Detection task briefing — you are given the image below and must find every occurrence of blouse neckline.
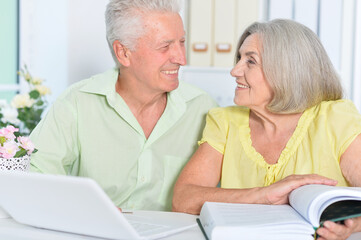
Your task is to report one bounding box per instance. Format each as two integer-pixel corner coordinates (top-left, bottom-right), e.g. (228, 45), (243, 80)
(240, 107), (315, 169)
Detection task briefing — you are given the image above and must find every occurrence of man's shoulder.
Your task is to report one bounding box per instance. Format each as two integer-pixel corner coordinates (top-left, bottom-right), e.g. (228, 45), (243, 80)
(57, 68), (117, 101)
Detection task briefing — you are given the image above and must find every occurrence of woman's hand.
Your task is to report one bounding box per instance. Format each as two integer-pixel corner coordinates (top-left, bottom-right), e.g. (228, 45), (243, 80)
(317, 217), (361, 240)
(262, 174), (337, 205)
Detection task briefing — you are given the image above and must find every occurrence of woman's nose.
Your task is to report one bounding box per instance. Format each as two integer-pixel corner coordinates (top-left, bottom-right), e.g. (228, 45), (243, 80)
(230, 60), (244, 77)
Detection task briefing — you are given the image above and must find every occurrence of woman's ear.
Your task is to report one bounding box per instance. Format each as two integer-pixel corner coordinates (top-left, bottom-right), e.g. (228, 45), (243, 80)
(113, 40), (131, 67)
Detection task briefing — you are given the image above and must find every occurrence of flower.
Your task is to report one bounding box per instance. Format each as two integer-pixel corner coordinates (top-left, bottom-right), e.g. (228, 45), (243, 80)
(0, 100), (7, 108)
(0, 125), (18, 140)
(31, 77), (43, 85)
(0, 65), (50, 136)
(17, 136), (35, 155)
(0, 107), (20, 125)
(11, 94), (36, 109)
(35, 85), (51, 96)
(0, 126), (37, 158)
(0, 142), (19, 158)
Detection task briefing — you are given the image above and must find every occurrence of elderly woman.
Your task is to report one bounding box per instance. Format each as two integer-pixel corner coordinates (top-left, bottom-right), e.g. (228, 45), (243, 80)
(173, 19), (361, 239)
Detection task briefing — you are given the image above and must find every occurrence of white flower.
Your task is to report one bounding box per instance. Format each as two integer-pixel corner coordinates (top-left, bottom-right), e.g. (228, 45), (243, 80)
(11, 94), (35, 109)
(35, 85), (51, 96)
(31, 77), (43, 85)
(0, 99), (8, 108)
(1, 107), (20, 125)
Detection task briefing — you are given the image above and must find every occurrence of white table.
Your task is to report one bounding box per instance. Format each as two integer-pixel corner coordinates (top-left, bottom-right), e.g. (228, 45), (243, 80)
(0, 211), (360, 240)
(0, 211), (204, 240)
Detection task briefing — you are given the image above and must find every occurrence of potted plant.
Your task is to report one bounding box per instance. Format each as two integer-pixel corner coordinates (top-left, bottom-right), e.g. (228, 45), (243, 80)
(0, 125), (37, 171)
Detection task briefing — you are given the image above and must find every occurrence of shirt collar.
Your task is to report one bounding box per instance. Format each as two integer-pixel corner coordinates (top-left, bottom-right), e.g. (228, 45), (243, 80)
(79, 68), (204, 104)
(79, 68), (119, 96)
(78, 68), (206, 142)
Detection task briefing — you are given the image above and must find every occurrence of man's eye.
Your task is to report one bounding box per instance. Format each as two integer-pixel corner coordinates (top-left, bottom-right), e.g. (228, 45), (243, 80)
(247, 59), (255, 64)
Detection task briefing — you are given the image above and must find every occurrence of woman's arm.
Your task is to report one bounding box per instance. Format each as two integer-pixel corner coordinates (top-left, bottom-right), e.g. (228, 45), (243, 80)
(172, 143), (337, 214)
(317, 134), (361, 240)
(340, 134), (361, 187)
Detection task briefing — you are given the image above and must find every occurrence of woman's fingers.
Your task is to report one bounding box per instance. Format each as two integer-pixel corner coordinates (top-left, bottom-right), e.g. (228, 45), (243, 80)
(263, 174), (337, 205)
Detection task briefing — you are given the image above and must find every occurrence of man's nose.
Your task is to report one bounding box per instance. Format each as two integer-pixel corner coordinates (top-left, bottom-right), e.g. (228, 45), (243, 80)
(171, 44), (186, 66)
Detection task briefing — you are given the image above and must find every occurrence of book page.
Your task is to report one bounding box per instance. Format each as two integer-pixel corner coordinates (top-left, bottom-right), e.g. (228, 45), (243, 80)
(289, 184), (361, 227)
(199, 202), (314, 239)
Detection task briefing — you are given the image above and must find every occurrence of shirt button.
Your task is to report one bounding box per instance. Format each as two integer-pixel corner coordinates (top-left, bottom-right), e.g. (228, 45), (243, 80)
(140, 176), (145, 182)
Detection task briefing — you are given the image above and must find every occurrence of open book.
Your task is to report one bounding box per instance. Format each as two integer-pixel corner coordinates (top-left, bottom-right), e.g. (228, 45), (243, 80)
(197, 184), (361, 240)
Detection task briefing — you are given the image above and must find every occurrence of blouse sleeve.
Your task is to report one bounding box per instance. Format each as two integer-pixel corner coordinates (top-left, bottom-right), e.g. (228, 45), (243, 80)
(325, 100), (361, 161)
(198, 107), (228, 154)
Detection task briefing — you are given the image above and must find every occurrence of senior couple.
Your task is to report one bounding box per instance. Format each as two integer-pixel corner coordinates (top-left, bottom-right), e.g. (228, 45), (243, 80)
(29, 0), (361, 239)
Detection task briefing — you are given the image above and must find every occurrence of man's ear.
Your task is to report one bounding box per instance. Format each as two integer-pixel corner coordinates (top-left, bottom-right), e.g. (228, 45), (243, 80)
(113, 40), (131, 67)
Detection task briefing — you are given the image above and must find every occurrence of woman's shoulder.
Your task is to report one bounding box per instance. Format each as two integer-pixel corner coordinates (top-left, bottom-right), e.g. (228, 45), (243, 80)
(206, 106), (250, 128)
(311, 99), (361, 123)
(315, 99), (359, 114)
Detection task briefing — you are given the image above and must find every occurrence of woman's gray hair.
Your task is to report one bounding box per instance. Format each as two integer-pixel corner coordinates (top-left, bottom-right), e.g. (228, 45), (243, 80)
(105, 0), (181, 67)
(236, 19), (343, 113)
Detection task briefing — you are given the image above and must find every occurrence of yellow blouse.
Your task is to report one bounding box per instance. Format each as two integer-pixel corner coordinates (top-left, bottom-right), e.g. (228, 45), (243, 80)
(199, 100), (361, 188)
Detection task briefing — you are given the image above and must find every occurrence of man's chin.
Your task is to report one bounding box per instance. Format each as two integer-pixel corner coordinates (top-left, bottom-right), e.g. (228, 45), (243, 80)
(165, 79), (179, 92)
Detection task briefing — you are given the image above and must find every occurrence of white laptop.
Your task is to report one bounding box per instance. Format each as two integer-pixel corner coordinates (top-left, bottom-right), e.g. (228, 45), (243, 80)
(0, 171), (196, 240)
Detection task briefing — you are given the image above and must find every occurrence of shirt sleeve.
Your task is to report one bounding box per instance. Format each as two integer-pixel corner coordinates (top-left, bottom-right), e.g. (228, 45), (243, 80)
(198, 107), (228, 154)
(325, 100), (361, 161)
(29, 94), (79, 175)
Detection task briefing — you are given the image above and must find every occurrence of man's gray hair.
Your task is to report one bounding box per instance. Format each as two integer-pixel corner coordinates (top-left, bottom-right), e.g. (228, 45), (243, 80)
(105, 0), (181, 67)
(236, 19), (343, 113)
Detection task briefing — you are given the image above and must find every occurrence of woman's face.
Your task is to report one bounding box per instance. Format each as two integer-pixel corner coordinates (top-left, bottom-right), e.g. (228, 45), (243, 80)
(231, 34), (273, 110)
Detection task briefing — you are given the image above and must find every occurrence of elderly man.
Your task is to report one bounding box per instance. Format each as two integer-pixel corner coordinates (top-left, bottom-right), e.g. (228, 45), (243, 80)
(29, 0), (217, 211)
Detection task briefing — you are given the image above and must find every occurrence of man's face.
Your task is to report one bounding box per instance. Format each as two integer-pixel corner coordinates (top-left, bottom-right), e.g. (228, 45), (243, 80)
(127, 12), (186, 95)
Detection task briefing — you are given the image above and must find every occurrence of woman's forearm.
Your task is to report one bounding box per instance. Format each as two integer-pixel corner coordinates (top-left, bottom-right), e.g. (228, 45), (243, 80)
(172, 174), (338, 215)
(172, 183), (264, 214)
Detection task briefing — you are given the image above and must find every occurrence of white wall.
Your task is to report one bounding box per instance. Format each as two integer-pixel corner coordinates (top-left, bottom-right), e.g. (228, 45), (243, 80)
(353, 0), (361, 110)
(20, 0), (69, 104)
(20, 0), (114, 104)
(67, 0), (114, 85)
(180, 66), (235, 106)
(267, 0), (361, 111)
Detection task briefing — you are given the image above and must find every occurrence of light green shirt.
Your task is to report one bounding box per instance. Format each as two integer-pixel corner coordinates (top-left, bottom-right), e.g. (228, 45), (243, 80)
(30, 68), (217, 211)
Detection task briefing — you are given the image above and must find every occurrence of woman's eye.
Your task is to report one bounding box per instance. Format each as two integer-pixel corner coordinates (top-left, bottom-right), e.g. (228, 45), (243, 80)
(247, 59), (255, 64)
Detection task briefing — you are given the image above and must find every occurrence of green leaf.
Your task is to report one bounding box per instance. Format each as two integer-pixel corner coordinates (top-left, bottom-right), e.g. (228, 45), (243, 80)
(29, 90), (40, 99)
(0, 136), (6, 145)
(36, 100), (44, 106)
(14, 148), (28, 158)
(14, 131), (21, 138)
